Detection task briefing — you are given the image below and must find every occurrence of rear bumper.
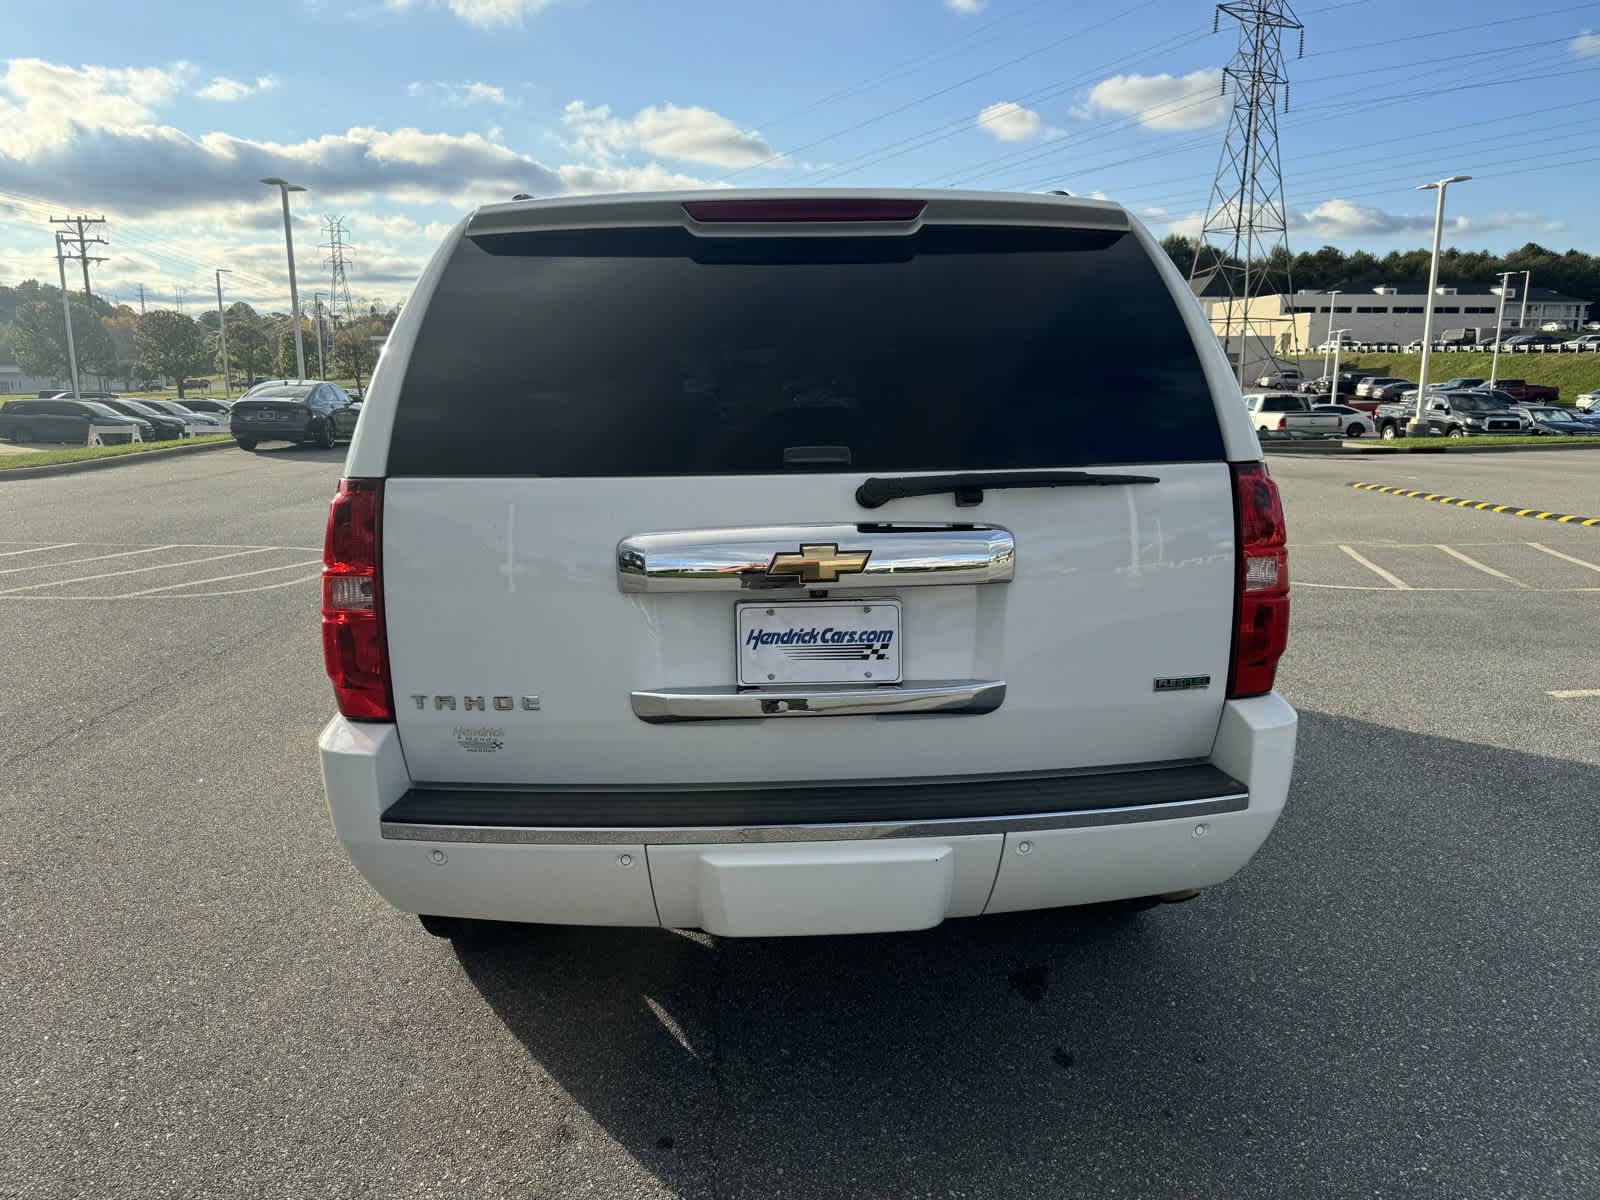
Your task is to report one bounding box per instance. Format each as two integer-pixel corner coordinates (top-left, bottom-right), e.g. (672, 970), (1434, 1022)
(232, 420), (311, 439)
(320, 694), (1297, 936)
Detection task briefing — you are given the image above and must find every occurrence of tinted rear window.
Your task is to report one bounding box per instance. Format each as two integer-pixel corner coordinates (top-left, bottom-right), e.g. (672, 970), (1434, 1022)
(389, 224), (1222, 476)
(248, 387), (314, 401)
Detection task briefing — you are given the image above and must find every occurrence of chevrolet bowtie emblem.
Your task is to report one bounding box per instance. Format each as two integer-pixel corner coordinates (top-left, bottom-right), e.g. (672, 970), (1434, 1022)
(766, 543), (871, 584)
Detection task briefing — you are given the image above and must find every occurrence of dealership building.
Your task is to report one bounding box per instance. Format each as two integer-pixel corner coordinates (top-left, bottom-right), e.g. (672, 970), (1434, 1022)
(1200, 281), (1593, 352)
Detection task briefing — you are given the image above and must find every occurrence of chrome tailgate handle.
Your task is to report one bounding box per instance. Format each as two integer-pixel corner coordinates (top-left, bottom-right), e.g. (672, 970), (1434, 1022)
(618, 524), (1014, 593)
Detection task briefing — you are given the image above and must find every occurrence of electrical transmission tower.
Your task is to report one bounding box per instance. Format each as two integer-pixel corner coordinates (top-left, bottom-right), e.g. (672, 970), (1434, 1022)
(50, 214), (108, 298)
(322, 217), (357, 324)
(322, 216), (366, 387)
(1188, 1), (1304, 385)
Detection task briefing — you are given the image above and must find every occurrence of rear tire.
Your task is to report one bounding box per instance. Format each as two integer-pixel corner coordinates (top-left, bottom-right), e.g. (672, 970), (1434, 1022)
(235, 438), (256, 450)
(317, 419), (336, 450)
(1346, 423), (1366, 437)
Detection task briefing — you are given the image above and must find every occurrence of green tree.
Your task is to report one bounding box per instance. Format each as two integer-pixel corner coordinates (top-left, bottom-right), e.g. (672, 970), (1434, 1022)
(1159, 234), (1196, 277)
(135, 310), (211, 398)
(11, 298), (116, 380)
(222, 303), (270, 386)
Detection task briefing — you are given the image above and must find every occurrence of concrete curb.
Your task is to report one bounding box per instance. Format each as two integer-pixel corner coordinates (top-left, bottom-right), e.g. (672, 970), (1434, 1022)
(0, 438), (235, 481)
(1348, 481), (1600, 527)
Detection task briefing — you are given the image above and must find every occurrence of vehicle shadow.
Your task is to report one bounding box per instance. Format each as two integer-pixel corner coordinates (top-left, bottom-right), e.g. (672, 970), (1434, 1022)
(452, 710), (1600, 1199)
(243, 443), (347, 465)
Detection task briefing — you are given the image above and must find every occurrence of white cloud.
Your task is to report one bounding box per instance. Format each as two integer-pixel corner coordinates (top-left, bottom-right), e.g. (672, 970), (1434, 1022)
(976, 101), (1046, 142)
(197, 74), (279, 102)
(563, 100), (781, 168)
(1155, 199), (1558, 241)
(385, 0), (563, 27)
(1084, 68), (1226, 131)
(0, 58), (188, 155)
(1571, 30), (1600, 57)
(946, 0), (986, 11)
(407, 79), (512, 107)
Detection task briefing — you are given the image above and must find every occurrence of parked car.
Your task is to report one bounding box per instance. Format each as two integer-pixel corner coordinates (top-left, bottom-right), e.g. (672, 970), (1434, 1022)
(1500, 333), (1562, 348)
(1241, 392), (1342, 436)
(229, 381), (359, 449)
(317, 189), (1299, 944)
(93, 398), (189, 441)
(1313, 335), (1359, 352)
(1490, 378), (1560, 404)
(1354, 376), (1409, 400)
(1298, 375), (1355, 396)
(1575, 390), (1600, 412)
(1311, 403), (1370, 437)
(1254, 367), (1302, 388)
(0, 397), (156, 444)
(240, 378), (320, 398)
(1513, 405), (1600, 435)
(134, 398), (224, 433)
(175, 397), (234, 419)
(1376, 391), (1526, 439)
(1426, 377), (1485, 393)
(1562, 334), (1600, 350)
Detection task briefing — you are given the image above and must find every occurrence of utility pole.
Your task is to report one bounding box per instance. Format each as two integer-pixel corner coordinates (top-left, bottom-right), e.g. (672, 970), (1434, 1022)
(1189, 0), (1306, 386)
(215, 268), (234, 399)
(1518, 269), (1532, 332)
(1321, 288), (1340, 380)
(50, 215), (108, 297)
(172, 283), (186, 315)
(1489, 270), (1515, 388)
(54, 234), (83, 400)
(137, 283), (146, 315)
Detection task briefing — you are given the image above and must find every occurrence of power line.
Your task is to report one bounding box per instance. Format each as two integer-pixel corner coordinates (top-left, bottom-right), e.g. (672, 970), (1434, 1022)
(718, 0), (1167, 180)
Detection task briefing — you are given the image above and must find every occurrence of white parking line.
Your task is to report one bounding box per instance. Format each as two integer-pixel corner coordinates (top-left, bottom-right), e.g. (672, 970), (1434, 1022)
(1548, 689), (1600, 699)
(120, 558), (322, 596)
(0, 573), (321, 601)
(0, 547), (278, 594)
(1337, 545), (1412, 589)
(1529, 543), (1600, 574)
(0, 544), (176, 576)
(0, 543), (79, 558)
(1434, 544), (1530, 589)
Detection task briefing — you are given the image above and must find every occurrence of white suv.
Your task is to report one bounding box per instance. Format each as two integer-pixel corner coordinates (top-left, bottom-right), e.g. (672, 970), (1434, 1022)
(318, 190), (1298, 942)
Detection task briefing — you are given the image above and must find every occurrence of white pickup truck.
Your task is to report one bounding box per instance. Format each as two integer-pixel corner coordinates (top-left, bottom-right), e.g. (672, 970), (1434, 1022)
(1241, 392), (1342, 436)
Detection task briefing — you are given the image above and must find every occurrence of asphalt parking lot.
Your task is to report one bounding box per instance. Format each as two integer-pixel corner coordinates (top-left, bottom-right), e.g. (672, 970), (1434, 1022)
(4, 446), (1597, 1199)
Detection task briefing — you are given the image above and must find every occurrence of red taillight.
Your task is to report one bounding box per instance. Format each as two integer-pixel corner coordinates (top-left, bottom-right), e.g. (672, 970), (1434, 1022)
(1228, 462), (1290, 698)
(682, 199), (926, 223)
(1276, 416), (1288, 430)
(322, 477), (393, 721)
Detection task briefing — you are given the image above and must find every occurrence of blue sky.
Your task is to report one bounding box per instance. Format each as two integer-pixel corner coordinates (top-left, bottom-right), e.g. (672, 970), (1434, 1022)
(3, 0), (1598, 311)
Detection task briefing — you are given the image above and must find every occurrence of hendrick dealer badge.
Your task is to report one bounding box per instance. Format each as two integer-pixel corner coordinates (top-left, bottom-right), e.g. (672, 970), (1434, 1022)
(736, 599), (902, 687)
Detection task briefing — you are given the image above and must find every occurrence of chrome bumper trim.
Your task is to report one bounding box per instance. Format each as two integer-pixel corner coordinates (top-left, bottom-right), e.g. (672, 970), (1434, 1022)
(630, 678), (1006, 722)
(381, 792), (1248, 845)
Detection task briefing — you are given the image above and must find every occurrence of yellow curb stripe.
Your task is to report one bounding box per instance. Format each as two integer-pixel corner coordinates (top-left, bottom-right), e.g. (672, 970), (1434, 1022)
(1345, 482), (1600, 529)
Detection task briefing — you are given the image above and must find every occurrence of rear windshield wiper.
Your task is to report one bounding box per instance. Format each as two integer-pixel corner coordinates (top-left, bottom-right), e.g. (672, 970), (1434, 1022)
(855, 470), (1160, 509)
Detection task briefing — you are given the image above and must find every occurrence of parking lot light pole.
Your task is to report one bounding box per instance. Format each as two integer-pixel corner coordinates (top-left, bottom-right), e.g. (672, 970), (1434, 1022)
(260, 177), (308, 380)
(1329, 329), (1350, 402)
(215, 268), (233, 399)
(1321, 289), (1340, 381)
(1407, 175), (1471, 438)
(1488, 270), (1515, 389)
(1518, 269), (1532, 332)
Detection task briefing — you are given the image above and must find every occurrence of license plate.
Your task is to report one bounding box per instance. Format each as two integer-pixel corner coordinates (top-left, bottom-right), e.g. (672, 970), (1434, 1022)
(737, 600), (902, 687)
